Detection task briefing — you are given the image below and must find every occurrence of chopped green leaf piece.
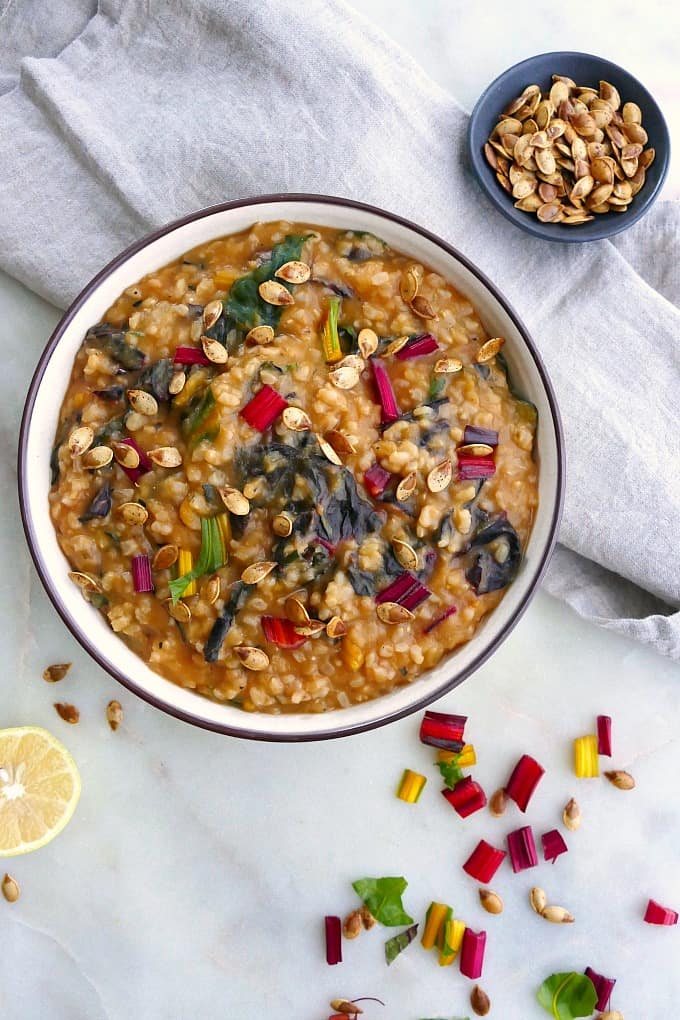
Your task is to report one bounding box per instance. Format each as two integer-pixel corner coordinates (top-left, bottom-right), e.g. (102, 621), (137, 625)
(537, 972), (598, 1020)
(385, 923), (418, 965)
(352, 877), (414, 927)
(437, 755), (465, 789)
(224, 234), (311, 333)
(169, 517), (226, 603)
(427, 375), (447, 401)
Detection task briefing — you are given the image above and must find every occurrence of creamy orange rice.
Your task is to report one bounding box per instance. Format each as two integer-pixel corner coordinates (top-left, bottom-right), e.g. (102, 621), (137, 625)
(49, 222), (538, 713)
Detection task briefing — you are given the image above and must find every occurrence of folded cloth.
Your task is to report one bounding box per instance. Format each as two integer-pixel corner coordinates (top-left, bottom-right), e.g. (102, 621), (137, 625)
(1, 0), (679, 655)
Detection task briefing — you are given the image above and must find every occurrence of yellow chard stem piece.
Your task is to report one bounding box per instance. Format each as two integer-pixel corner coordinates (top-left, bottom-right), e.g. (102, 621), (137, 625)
(438, 917), (466, 966)
(397, 769), (427, 804)
(438, 744), (476, 768)
(176, 549), (197, 597)
(322, 297), (343, 363)
(421, 901), (449, 950)
(574, 734), (600, 777)
(214, 512), (231, 555)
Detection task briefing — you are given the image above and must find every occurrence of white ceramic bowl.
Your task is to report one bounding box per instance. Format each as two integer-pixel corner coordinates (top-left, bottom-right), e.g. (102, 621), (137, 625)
(19, 195), (564, 741)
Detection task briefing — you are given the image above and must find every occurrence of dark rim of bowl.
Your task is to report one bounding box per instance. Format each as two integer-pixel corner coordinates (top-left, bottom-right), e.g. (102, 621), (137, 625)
(468, 50), (671, 243)
(18, 193), (565, 741)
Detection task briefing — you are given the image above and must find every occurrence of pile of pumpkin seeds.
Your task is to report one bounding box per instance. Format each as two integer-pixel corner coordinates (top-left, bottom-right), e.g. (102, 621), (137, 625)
(484, 75), (655, 224)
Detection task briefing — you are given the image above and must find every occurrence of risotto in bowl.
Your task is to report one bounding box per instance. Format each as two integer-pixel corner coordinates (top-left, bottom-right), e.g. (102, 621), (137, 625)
(19, 196), (564, 740)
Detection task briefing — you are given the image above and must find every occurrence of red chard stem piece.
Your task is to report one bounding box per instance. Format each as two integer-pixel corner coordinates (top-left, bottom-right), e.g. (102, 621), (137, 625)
(131, 554), (154, 593)
(541, 828), (568, 864)
(644, 899), (679, 925)
(462, 840), (507, 883)
(507, 825), (538, 872)
(261, 616), (306, 649)
(364, 463), (394, 497)
(240, 385), (289, 431)
(597, 715), (612, 756)
(419, 709), (467, 751)
(423, 604), (457, 634)
(173, 346), (211, 366)
(459, 927), (486, 979)
(395, 333), (440, 360)
(376, 572), (431, 612)
(584, 967), (616, 1012)
(370, 359), (400, 423)
(324, 916), (342, 965)
(457, 454), (496, 480)
(505, 754), (545, 812)
(442, 776), (487, 818)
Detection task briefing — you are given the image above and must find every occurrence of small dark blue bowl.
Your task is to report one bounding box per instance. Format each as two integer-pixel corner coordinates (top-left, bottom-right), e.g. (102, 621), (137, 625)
(468, 51), (670, 243)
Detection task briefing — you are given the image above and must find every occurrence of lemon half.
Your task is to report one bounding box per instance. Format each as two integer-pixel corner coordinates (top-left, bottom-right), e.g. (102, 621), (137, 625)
(0, 727), (81, 856)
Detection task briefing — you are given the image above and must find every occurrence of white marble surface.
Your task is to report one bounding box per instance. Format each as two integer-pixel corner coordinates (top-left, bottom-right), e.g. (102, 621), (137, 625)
(1, 2), (679, 1018)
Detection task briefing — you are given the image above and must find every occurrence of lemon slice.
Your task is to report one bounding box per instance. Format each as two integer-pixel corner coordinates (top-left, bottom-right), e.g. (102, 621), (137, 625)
(0, 727), (81, 856)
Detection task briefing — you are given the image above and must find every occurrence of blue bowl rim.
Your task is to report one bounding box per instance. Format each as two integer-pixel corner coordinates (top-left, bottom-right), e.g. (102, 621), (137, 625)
(468, 50), (671, 243)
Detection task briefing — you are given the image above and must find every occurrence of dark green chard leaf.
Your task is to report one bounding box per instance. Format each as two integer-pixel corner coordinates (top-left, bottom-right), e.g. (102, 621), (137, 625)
(336, 230), (388, 262)
(50, 414), (80, 486)
(385, 923), (419, 965)
(338, 324), (359, 354)
(203, 581), (250, 663)
(352, 877), (413, 927)
(78, 482), (112, 523)
(180, 386), (216, 447)
(137, 357), (175, 402)
(94, 414), (128, 446)
(427, 374), (447, 401)
(465, 516), (521, 595)
(86, 323), (146, 371)
(537, 972), (598, 1020)
(219, 234), (312, 335)
(169, 517), (226, 603)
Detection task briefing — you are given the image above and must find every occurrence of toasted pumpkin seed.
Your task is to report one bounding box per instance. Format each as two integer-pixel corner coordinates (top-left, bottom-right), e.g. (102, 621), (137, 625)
(537, 201), (562, 223)
(168, 369), (186, 396)
(166, 599), (191, 623)
(475, 336), (505, 363)
(489, 786), (508, 816)
(427, 459), (453, 492)
(393, 539), (419, 571)
(282, 405), (312, 431)
(396, 472), (417, 501)
(42, 663), (72, 683)
(152, 544), (179, 571)
(316, 434), (342, 465)
(235, 646), (270, 670)
(218, 485), (250, 516)
(457, 443), (494, 457)
(127, 389), (158, 416)
(202, 299), (223, 331)
(240, 560), (277, 585)
(640, 147), (655, 169)
(541, 905), (575, 924)
(68, 425), (95, 457)
(329, 364), (360, 389)
(106, 699), (123, 731)
(272, 512), (293, 538)
(381, 335), (410, 358)
(600, 79), (621, 109)
(242, 477), (265, 501)
(470, 985), (491, 1017)
(294, 620), (326, 637)
(112, 441), (140, 470)
(324, 429), (356, 455)
(358, 327), (379, 358)
(326, 616), (347, 639)
(604, 769), (636, 790)
(81, 446), (113, 470)
(530, 887), (547, 914)
(54, 702), (79, 724)
(245, 324), (275, 345)
(148, 446), (182, 468)
(479, 889), (503, 915)
(285, 595), (310, 625)
(201, 335), (228, 364)
(377, 602), (415, 625)
(434, 357), (463, 374)
(117, 501), (149, 526)
(562, 797), (581, 831)
(484, 142), (499, 169)
(410, 295), (437, 319)
(203, 575), (221, 605)
(1, 874), (20, 903)
(258, 280), (294, 306)
(68, 571), (102, 593)
(399, 266), (420, 303)
(274, 260), (310, 284)
(570, 175), (594, 201)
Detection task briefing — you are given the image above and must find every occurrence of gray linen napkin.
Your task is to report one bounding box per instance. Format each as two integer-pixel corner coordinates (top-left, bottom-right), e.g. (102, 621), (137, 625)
(2, 0), (679, 656)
